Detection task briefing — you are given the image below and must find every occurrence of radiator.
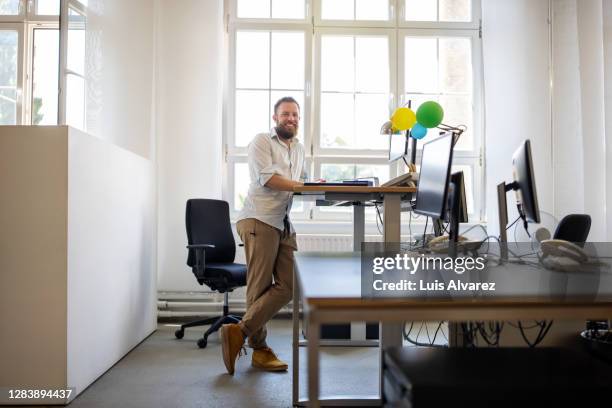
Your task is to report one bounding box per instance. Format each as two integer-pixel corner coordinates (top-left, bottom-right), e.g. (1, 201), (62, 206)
(296, 234), (353, 251)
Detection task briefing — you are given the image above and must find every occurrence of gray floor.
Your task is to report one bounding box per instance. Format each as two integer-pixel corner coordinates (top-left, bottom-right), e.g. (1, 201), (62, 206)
(69, 319), (380, 408)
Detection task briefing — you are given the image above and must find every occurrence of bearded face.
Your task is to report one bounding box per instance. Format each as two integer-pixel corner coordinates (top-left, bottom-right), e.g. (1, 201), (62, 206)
(273, 102), (300, 140)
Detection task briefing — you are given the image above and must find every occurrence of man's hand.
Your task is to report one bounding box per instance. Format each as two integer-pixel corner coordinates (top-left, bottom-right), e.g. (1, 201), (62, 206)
(265, 175), (304, 191)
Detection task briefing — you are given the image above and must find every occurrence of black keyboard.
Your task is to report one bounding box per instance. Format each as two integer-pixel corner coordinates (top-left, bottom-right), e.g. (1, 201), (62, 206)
(304, 180), (372, 187)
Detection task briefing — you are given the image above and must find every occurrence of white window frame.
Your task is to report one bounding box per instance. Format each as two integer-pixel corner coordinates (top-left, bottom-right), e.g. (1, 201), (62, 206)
(398, 27), (484, 219)
(313, 27), (397, 158)
(0, 0), (26, 21)
(313, 0), (396, 28)
(225, 20), (313, 220)
(0, 22), (25, 125)
(24, 21), (58, 124)
(398, 0), (481, 30)
(27, 0), (61, 21)
(227, 0), (312, 25)
(224, 0), (485, 224)
(58, 0), (86, 128)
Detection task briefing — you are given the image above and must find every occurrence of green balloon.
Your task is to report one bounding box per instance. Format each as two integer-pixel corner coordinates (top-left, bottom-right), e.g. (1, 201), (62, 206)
(416, 101), (444, 128)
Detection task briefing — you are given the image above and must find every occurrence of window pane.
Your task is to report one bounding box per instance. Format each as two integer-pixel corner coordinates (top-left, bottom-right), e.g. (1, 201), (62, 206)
(321, 0), (354, 20)
(234, 162), (250, 211)
(406, 0), (472, 22)
(271, 32), (304, 90)
(36, 0), (60, 15)
(0, 30), (18, 125)
(355, 0), (389, 20)
(0, 0), (19, 15)
(32, 29), (59, 125)
(321, 36), (354, 92)
(405, 0), (436, 21)
(321, 164), (389, 183)
(236, 31), (270, 89)
(270, 90), (304, 134)
(405, 37), (438, 94)
(66, 74), (85, 130)
(67, 8), (86, 75)
(355, 36), (388, 93)
(439, 37), (471, 93)
(272, 0), (305, 19)
(439, 0), (471, 22)
(440, 94), (472, 150)
(320, 92), (354, 148)
(237, 0), (270, 18)
(235, 90), (269, 147)
(0, 88), (17, 124)
(355, 93), (388, 150)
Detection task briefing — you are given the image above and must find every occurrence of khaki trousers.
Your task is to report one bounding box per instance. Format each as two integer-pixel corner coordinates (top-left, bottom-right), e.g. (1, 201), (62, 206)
(236, 218), (297, 349)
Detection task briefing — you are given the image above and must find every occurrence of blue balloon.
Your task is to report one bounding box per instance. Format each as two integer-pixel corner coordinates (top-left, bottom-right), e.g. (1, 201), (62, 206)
(411, 123), (428, 139)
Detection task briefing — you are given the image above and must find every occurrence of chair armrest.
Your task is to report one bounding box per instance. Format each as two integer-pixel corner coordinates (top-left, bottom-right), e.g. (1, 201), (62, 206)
(186, 244), (215, 278)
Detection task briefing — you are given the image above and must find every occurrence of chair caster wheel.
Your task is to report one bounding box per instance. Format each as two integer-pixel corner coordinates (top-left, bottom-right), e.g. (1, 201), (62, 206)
(197, 338), (208, 348)
(175, 329), (184, 339)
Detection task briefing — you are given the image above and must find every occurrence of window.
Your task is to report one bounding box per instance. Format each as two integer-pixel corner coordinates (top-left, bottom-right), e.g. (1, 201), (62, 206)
(1, 0), (65, 125)
(64, 6), (86, 130)
(31, 27), (59, 124)
(226, 0), (483, 223)
(0, 0), (21, 16)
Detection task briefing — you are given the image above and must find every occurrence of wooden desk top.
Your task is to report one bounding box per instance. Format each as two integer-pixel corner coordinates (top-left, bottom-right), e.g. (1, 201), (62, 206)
(294, 185), (416, 194)
(294, 252), (612, 312)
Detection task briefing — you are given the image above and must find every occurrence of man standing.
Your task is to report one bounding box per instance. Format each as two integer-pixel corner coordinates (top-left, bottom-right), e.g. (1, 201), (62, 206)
(220, 97), (305, 374)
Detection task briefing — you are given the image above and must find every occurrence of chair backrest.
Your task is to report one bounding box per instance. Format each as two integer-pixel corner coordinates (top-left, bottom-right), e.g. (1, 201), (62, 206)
(186, 199), (236, 267)
(553, 214), (591, 244)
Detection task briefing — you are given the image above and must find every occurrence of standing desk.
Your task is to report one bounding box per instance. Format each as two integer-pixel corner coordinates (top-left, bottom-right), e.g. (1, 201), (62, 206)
(294, 185), (415, 345)
(292, 251), (612, 407)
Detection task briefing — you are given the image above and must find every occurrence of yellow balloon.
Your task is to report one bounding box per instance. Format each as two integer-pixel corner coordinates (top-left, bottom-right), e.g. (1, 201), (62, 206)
(391, 107), (417, 131)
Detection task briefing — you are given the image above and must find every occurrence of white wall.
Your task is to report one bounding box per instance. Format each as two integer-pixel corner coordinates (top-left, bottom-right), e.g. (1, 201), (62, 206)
(482, 0), (553, 237)
(0, 127), (69, 391)
(0, 126), (156, 400)
(156, 0), (224, 292)
(86, 0), (156, 160)
(67, 127), (156, 395)
(605, 0), (612, 240)
(552, 0), (609, 241)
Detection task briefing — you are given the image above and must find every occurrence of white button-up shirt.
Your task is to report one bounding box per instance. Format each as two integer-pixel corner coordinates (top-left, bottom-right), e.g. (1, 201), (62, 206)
(237, 128), (306, 231)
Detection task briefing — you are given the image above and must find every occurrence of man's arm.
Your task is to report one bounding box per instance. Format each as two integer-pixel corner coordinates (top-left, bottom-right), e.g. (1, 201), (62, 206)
(265, 174), (304, 192)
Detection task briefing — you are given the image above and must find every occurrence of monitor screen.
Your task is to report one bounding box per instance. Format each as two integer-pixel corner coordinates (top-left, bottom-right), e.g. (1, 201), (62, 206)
(414, 132), (454, 219)
(388, 132), (407, 162)
(512, 139), (541, 223)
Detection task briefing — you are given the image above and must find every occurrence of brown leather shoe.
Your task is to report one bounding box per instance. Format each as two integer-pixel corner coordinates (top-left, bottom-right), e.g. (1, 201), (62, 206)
(220, 324), (246, 375)
(251, 347), (288, 372)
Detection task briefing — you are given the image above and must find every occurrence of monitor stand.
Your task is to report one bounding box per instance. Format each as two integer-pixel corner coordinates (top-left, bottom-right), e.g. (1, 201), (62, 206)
(497, 181), (519, 261)
(446, 180), (460, 258)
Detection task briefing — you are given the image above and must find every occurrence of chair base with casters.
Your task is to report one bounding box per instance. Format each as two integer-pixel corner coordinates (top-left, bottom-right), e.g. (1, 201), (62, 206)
(174, 292), (242, 348)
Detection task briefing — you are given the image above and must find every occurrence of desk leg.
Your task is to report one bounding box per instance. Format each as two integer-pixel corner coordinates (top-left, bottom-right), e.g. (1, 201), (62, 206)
(353, 203), (365, 251)
(380, 193), (403, 398)
(307, 313), (320, 408)
(292, 266), (300, 406)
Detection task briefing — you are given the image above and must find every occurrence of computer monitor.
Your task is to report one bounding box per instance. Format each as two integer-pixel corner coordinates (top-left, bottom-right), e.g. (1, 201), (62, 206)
(414, 132), (454, 219)
(512, 139), (541, 223)
(498, 139), (541, 259)
(443, 171), (468, 224)
(388, 132), (408, 162)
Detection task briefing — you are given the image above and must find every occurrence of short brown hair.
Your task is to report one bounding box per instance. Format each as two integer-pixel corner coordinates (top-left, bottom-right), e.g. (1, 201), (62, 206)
(274, 96), (300, 115)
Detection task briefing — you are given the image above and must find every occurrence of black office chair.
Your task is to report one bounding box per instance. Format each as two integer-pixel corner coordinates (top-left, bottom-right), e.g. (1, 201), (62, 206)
(553, 214), (591, 245)
(174, 199), (247, 348)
